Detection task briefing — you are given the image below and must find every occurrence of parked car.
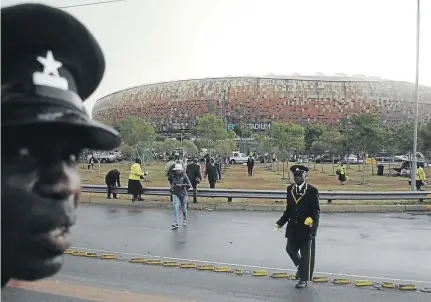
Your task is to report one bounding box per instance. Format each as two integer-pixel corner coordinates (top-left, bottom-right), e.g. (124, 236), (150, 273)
(315, 154), (340, 164)
(229, 151), (248, 164)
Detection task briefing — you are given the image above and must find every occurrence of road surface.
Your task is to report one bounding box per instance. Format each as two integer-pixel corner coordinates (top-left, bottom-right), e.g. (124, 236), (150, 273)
(3, 204), (431, 301)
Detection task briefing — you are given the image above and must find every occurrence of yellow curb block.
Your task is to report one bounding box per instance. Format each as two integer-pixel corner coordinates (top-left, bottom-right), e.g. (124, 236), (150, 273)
(146, 259), (162, 265)
(64, 249), (73, 254)
(398, 284), (416, 291)
(234, 269), (244, 275)
(382, 282), (395, 289)
(101, 254), (117, 259)
(312, 276), (329, 283)
(214, 266), (232, 272)
(288, 276), (298, 280)
(130, 258), (147, 263)
(252, 270), (269, 276)
(355, 280), (372, 287)
(271, 272), (289, 279)
(333, 278), (351, 285)
(85, 252), (98, 258)
(179, 263), (197, 268)
(163, 261), (179, 267)
(72, 251), (87, 257)
(198, 265), (215, 270)
(426, 204), (431, 209)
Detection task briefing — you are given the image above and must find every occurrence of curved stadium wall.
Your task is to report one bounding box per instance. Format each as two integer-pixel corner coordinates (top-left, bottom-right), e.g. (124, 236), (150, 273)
(92, 76), (431, 133)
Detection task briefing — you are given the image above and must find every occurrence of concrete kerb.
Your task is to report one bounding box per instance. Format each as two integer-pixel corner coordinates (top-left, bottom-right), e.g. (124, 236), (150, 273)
(84, 198), (431, 213)
(64, 248), (429, 294)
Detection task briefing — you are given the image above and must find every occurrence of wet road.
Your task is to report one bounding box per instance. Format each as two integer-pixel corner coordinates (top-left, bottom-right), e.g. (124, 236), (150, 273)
(3, 256), (431, 302)
(71, 204), (431, 283)
(3, 204), (431, 301)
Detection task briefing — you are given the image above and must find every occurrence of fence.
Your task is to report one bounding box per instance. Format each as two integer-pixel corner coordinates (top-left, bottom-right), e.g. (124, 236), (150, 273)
(81, 184), (431, 203)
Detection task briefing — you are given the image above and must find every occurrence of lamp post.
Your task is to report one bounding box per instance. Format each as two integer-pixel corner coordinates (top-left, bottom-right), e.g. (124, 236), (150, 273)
(411, 0), (420, 191)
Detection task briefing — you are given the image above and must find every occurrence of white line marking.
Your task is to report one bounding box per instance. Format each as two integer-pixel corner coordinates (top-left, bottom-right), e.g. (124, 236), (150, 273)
(70, 246), (431, 285)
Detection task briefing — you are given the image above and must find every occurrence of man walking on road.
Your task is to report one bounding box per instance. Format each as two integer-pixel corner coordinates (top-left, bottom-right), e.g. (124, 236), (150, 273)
(274, 165), (320, 289)
(105, 168), (121, 199)
(186, 158), (202, 203)
(247, 154), (255, 177)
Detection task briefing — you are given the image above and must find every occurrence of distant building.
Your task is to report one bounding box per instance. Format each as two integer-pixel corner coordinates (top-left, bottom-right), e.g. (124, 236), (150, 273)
(92, 75), (431, 133)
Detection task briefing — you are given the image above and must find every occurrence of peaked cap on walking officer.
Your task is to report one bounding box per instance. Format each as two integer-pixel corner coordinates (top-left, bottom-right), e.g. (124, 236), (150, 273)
(290, 165), (309, 176)
(1, 3), (121, 150)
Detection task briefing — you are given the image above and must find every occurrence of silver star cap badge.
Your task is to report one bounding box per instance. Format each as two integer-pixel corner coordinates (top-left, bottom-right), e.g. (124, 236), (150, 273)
(33, 50), (69, 91)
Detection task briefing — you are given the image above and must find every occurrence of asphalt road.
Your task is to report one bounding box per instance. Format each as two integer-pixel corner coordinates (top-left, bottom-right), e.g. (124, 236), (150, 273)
(71, 204), (431, 283)
(3, 204), (431, 301)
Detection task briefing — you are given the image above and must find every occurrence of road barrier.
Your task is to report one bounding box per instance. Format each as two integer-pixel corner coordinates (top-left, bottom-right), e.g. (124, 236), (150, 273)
(63, 248), (429, 293)
(81, 184), (431, 203)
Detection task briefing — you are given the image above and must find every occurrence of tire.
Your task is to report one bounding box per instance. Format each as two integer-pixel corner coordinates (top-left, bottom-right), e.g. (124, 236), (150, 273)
(101, 159), (107, 163)
(260, 158), (264, 163)
(230, 159), (236, 164)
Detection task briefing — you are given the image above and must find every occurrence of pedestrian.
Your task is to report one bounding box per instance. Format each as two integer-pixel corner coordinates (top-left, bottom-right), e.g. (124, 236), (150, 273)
(274, 165), (320, 289)
(186, 158), (202, 203)
(169, 164), (191, 229)
(1, 3), (121, 287)
(336, 162), (347, 185)
(204, 158), (219, 188)
(105, 168), (121, 199)
(128, 158), (145, 202)
(415, 162), (427, 202)
(88, 155), (96, 171)
(247, 154), (255, 177)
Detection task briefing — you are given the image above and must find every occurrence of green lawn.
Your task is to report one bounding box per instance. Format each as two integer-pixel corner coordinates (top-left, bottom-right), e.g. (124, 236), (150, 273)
(79, 161), (430, 205)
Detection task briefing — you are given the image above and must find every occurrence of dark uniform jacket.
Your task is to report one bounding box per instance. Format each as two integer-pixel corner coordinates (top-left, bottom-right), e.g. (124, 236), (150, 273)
(276, 183), (320, 243)
(247, 157), (255, 168)
(105, 169), (121, 186)
(186, 163), (202, 186)
(204, 163), (218, 181)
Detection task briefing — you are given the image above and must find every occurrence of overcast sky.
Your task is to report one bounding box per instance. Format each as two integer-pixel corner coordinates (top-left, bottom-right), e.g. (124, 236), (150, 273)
(3, 0), (431, 115)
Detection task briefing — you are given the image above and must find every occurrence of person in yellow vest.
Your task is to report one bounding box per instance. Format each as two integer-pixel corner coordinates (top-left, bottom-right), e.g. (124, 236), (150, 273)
(416, 163), (427, 202)
(128, 158), (144, 202)
(336, 162), (347, 185)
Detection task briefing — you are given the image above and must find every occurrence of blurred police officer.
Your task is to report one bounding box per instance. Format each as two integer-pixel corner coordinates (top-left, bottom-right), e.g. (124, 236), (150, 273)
(1, 3), (121, 287)
(274, 165), (320, 289)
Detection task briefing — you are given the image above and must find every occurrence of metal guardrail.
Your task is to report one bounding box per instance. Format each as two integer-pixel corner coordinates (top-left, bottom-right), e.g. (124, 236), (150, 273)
(81, 184), (431, 202)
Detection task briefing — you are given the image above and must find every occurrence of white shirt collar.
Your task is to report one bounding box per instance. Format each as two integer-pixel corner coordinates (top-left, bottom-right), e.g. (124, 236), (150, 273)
(296, 181), (305, 191)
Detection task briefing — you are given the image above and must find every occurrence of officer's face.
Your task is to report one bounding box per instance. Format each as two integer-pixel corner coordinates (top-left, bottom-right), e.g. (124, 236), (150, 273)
(294, 173), (305, 185)
(1, 133), (81, 283)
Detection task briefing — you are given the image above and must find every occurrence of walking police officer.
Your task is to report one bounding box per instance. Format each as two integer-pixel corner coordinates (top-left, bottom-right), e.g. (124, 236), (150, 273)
(274, 165), (320, 289)
(1, 3), (121, 287)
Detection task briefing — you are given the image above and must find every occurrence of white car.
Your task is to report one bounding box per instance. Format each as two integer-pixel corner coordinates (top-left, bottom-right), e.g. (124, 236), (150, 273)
(229, 152), (249, 164)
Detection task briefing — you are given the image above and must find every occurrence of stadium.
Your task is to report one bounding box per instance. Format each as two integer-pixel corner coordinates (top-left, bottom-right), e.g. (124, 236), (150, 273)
(92, 75), (431, 133)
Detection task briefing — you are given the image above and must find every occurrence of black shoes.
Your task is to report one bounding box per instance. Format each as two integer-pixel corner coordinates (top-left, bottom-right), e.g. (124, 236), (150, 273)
(295, 281), (307, 289)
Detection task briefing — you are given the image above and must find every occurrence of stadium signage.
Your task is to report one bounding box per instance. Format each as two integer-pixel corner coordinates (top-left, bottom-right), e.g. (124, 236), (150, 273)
(228, 122), (271, 131)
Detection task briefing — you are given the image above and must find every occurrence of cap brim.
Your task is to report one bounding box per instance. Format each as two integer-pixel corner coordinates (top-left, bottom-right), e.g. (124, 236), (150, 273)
(3, 115), (121, 151)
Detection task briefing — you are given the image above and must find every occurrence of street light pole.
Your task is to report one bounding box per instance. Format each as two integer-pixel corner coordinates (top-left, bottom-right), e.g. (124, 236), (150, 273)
(411, 0), (420, 191)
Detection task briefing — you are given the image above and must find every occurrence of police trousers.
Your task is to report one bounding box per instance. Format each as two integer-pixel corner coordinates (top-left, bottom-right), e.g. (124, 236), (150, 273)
(286, 237), (316, 281)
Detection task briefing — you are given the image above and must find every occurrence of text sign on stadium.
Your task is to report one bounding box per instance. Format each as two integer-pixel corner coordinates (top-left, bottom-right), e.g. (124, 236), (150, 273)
(228, 122), (271, 131)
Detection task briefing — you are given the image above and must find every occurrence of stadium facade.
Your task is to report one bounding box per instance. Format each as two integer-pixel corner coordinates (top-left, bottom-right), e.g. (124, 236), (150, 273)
(92, 76), (431, 133)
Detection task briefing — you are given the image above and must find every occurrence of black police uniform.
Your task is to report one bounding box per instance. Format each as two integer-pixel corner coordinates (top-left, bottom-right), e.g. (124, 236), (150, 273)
(276, 165), (320, 283)
(1, 3), (120, 151)
(105, 169), (121, 199)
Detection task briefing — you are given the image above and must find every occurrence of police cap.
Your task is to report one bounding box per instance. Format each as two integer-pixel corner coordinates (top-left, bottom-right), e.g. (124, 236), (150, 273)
(290, 165), (309, 176)
(1, 3), (120, 151)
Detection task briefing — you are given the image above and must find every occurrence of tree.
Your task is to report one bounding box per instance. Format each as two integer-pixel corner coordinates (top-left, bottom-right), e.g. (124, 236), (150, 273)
(160, 138), (181, 155)
(117, 117), (156, 164)
(321, 131), (345, 175)
(267, 122), (304, 180)
(195, 114), (228, 149)
(310, 141), (326, 171)
(419, 121), (431, 156)
(345, 114), (381, 183)
(304, 124), (327, 153)
(233, 120), (253, 152)
(181, 139), (198, 156)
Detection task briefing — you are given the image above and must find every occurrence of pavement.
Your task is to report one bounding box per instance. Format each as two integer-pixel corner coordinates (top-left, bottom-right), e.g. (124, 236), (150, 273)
(3, 204), (431, 301)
